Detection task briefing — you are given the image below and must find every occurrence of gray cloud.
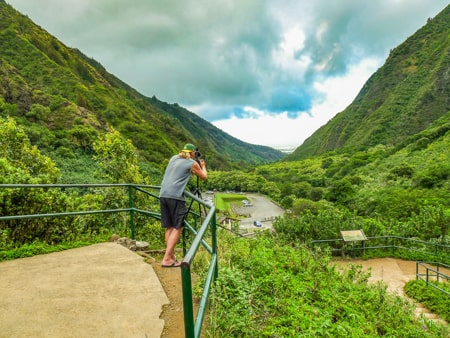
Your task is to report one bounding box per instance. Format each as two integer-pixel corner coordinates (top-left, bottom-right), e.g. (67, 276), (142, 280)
(8, 0), (449, 125)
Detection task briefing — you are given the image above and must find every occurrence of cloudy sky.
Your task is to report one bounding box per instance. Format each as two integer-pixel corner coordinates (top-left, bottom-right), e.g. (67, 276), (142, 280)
(7, 1), (449, 149)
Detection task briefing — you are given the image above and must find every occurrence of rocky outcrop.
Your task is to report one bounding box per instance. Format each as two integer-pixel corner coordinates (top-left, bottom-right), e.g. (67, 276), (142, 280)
(110, 235), (149, 251)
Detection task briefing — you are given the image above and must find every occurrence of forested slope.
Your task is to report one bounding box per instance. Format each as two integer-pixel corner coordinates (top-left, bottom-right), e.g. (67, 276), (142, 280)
(0, 1), (283, 182)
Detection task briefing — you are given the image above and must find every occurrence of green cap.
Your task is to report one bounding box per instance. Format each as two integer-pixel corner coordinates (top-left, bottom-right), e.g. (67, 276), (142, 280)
(182, 143), (196, 152)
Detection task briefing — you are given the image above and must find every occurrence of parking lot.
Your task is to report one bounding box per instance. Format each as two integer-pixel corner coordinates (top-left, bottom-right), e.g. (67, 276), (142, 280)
(236, 193), (285, 232)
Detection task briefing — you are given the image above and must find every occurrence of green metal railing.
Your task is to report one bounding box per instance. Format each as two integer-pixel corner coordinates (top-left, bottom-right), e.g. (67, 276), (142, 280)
(0, 183), (163, 241)
(181, 191), (218, 338)
(0, 183), (217, 338)
(416, 262), (450, 296)
(310, 235), (450, 261)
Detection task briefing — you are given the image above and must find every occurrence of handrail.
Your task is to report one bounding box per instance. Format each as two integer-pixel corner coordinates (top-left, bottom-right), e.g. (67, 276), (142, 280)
(416, 261), (450, 296)
(0, 183), (160, 239)
(310, 236), (450, 262)
(181, 190), (218, 338)
(0, 183), (218, 338)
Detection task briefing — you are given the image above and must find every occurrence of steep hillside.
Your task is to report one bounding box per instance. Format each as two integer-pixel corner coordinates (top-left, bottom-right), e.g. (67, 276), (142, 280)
(0, 1), (283, 178)
(287, 4), (450, 161)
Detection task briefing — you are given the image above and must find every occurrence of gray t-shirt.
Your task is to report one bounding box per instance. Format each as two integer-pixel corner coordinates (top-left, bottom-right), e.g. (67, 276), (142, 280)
(159, 155), (195, 200)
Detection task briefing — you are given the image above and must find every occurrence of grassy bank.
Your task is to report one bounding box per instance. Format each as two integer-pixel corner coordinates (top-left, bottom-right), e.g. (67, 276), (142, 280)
(214, 193), (248, 216)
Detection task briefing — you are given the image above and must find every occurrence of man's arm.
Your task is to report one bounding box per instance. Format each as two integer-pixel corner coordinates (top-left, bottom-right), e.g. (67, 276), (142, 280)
(191, 160), (207, 180)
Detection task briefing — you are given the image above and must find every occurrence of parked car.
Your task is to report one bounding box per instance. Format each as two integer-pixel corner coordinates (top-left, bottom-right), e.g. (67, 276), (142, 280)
(242, 199), (253, 206)
(253, 220), (262, 227)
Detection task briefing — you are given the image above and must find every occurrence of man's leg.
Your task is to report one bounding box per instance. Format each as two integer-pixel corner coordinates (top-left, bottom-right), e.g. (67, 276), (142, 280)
(162, 227), (183, 266)
(165, 227), (173, 244)
(164, 227), (177, 261)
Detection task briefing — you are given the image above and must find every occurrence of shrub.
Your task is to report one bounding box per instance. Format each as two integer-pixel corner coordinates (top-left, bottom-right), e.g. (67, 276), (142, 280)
(404, 280), (450, 322)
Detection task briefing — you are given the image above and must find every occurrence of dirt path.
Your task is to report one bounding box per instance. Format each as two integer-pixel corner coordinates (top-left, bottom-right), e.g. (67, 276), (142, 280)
(334, 258), (448, 325)
(334, 257), (416, 296)
(146, 250), (190, 338)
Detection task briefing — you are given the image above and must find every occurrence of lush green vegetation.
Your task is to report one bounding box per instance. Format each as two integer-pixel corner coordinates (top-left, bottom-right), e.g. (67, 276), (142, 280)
(1, 1), (448, 240)
(0, 237), (109, 261)
(214, 193), (247, 216)
(405, 279), (450, 322)
(204, 136), (450, 249)
(201, 231), (448, 337)
(0, 116), (163, 258)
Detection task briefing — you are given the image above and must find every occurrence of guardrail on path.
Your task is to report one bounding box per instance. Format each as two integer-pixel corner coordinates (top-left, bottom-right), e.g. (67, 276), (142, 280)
(311, 235), (450, 297)
(310, 235), (450, 262)
(416, 261), (450, 296)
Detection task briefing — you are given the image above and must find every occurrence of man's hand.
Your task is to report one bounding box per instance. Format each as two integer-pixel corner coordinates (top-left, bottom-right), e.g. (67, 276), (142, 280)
(193, 159), (207, 180)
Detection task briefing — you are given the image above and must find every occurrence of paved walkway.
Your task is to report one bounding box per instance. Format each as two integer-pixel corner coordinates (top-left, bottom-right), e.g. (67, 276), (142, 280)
(0, 243), (169, 338)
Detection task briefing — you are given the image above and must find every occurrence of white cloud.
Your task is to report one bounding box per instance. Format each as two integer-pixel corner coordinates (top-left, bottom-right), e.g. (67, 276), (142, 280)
(213, 57), (380, 148)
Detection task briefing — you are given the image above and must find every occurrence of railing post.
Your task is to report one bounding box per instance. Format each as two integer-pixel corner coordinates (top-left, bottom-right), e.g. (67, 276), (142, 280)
(181, 265), (195, 338)
(128, 185), (135, 239)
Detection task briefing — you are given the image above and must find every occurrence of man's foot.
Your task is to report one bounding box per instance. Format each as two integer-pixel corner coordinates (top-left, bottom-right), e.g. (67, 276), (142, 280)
(161, 260), (181, 268)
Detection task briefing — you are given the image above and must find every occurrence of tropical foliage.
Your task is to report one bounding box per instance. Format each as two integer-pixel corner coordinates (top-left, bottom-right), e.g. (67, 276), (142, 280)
(404, 279), (450, 322)
(0, 117), (159, 251)
(204, 129), (450, 245)
(204, 231), (448, 337)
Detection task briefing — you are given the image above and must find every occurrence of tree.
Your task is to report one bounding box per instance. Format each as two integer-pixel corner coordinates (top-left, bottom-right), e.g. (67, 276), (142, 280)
(0, 116), (60, 183)
(294, 181), (312, 198)
(0, 117), (71, 245)
(93, 128), (144, 184)
(280, 195), (294, 209)
(326, 178), (354, 204)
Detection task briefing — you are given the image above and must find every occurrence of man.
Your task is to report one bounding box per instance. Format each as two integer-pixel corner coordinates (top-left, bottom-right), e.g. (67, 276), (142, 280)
(159, 143), (207, 267)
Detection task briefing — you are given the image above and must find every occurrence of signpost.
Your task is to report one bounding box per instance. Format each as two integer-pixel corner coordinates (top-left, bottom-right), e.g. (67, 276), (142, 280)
(340, 229), (367, 256)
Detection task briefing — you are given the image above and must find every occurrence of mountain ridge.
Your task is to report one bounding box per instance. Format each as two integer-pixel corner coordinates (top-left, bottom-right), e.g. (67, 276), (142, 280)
(286, 4), (450, 161)
(0, 1), (284, 178)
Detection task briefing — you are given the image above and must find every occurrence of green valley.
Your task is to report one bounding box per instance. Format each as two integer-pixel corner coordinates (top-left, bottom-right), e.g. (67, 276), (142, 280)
(1, 1), (449, 336)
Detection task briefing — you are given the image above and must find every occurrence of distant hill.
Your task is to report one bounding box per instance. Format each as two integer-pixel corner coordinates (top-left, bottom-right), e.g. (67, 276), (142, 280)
(0, 1), (283, 180)
(286, 4), (450, 161)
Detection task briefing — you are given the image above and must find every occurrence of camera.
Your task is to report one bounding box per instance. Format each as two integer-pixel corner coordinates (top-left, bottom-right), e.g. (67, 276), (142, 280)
(194, 148), (202, 160)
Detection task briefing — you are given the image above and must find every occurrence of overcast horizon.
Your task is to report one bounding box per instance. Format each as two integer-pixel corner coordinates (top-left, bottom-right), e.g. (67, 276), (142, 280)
(7, 1), (449, 148)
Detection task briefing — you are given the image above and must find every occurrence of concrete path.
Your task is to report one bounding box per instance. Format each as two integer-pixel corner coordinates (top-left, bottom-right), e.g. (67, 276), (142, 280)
(0, 243), (169, 338)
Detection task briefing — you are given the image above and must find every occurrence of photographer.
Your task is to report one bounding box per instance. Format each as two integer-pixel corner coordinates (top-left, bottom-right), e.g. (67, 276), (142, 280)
(159, 143), (207, 267)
